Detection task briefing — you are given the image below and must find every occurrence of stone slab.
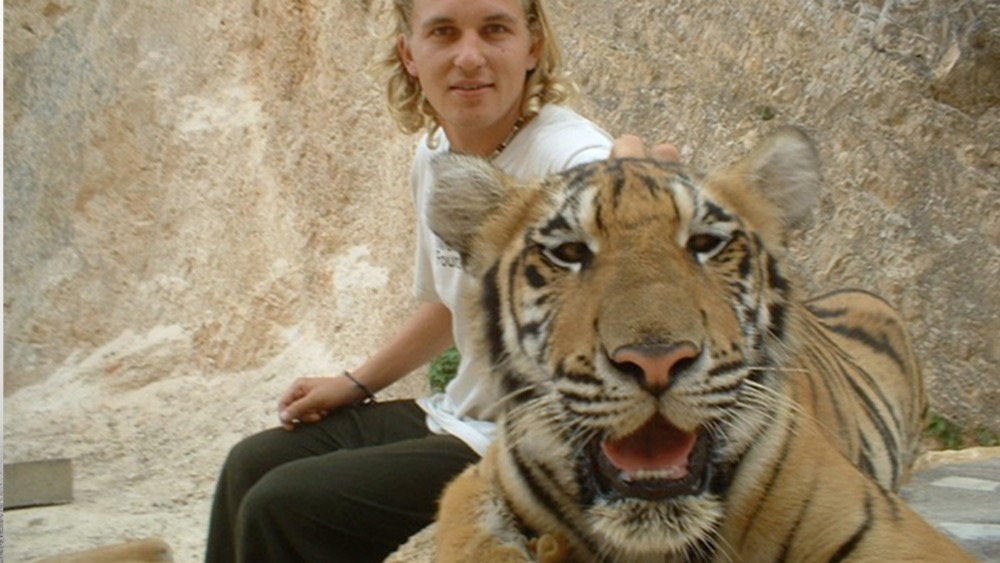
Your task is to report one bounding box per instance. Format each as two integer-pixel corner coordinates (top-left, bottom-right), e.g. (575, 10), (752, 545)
(902, 456), (1000, 562)
(4, 458), (74, 509)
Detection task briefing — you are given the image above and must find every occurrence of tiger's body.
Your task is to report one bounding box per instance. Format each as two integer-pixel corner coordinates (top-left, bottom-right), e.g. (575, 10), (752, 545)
(426, 128), (970, 562)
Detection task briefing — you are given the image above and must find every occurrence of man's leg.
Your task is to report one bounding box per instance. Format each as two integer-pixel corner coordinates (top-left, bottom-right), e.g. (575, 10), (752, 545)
(206, 400), (465, 563)
(235, 432), (478, 562)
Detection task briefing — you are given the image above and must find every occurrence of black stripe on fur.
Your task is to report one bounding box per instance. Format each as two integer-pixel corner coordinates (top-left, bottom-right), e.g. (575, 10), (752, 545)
(822, 322), (907, 376)
(482, 263), (507, 367)
(828, 492), (874, 562)
(509, 446), (600, 557)
(738, 415), (799, 547)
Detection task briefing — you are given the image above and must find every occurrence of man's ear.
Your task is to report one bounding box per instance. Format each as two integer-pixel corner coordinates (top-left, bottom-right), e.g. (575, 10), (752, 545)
(527, 34), (543, 72)
(398, 34), (418, 76)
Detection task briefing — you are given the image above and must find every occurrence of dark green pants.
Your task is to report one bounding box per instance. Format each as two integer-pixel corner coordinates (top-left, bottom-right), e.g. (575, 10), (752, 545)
(205, 400), (479, 563)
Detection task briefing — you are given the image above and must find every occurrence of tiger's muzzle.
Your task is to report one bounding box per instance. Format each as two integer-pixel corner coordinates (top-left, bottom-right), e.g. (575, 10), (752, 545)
(581, 340), (715, 501)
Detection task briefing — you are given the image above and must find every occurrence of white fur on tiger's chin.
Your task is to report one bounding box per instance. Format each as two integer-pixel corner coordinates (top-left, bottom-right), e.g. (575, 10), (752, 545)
(586, 495), (724, 558)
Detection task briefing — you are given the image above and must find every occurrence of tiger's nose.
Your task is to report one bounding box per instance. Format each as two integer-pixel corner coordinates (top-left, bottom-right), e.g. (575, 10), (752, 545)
(611, 342), (700, 394)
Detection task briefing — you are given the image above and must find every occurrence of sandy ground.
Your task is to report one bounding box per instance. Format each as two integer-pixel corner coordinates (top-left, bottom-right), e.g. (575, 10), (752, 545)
(3, 325), (426, 562)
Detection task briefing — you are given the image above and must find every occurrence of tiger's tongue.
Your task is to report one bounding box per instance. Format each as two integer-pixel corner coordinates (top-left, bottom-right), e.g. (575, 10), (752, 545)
(601, 416), (697, 476)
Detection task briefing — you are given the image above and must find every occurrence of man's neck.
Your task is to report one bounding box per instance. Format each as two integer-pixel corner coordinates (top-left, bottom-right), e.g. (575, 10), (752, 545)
(445, 111), (524, 157)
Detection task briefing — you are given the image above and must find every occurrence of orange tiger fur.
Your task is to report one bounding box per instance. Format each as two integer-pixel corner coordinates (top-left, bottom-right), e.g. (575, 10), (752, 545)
(428, 128), (967, 562)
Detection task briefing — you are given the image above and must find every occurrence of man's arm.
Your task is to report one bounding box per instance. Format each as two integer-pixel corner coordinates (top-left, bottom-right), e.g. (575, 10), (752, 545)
(278, 301), (453, 429)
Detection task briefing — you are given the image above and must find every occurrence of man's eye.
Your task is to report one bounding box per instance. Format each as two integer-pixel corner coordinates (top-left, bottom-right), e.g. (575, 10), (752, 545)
(483, 24), (510, 35)
(430, 26), (455, 38)
(542, 242), (593, 271)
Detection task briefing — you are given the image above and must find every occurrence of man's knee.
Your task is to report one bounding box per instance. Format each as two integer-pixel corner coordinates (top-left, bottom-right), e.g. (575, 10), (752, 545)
(236, 463), (354, 541)
(221, 429), (290, 486)
(238, 471), (295, 528)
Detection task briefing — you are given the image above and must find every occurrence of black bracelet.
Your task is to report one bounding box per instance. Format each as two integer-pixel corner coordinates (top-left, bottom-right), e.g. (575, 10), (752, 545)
(343, 371), (377, 405)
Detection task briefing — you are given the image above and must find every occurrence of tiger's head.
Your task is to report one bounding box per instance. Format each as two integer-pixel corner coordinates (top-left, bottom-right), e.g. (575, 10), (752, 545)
(430, 127), (822, 559)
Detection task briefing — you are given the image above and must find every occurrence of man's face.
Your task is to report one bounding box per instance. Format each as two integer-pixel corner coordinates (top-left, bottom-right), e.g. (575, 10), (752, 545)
(399, 0), (541, 149)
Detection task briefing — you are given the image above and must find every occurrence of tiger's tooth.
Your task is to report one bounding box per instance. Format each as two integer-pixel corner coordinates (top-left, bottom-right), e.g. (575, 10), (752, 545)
(626, 467), (688, 482)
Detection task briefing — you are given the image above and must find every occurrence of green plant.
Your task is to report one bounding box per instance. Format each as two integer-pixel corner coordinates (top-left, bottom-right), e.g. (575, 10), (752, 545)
(757, 105), (777, 121)
(429, 346), (461, 393)
(973, 426), (1000, 448)
(924, 411), (966, 450)
(924, 411), (1000, 450)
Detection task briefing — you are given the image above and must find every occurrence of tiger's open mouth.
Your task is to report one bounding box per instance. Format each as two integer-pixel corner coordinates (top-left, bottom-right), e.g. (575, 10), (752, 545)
(587, 415), (711, 501)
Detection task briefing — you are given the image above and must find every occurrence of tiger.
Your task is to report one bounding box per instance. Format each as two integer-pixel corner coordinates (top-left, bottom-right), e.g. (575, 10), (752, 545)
(426, 127), (972, 562)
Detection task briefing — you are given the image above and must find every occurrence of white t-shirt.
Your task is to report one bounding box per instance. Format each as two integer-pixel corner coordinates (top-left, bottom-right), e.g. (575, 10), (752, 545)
(412, 104), (613, 455)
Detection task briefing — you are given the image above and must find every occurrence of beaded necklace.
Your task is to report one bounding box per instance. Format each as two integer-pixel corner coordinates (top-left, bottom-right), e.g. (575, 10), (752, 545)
(488, 116), (526, 161)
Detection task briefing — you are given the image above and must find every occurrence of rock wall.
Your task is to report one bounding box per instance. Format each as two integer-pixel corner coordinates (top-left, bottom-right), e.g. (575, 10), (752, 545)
(3, 0), (998, 560)
(5, 1), (418, 391)
(564, 0), (1000, 431)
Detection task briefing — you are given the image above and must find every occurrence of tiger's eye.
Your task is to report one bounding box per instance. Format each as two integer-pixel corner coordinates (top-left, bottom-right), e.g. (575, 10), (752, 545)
(552, 242), (591, 264)
(542, 242), (593, 270)
(687, 234), (725, 256)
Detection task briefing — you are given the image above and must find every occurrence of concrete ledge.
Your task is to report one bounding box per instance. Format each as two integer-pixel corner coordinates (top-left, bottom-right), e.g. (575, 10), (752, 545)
(4, 458), (74, 509)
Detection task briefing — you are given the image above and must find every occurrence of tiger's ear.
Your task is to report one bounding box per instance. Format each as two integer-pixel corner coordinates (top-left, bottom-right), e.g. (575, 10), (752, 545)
(709, 126), (822, 245)
(430, 153), (538, 276)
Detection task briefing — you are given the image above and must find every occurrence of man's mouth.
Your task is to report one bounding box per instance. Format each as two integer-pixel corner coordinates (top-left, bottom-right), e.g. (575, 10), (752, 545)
(588, 415), (711, 501)
(452, 82), (492, 92)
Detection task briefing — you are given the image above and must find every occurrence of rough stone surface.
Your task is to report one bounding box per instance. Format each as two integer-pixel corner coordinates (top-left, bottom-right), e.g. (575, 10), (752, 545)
(3, 0), (998, 561)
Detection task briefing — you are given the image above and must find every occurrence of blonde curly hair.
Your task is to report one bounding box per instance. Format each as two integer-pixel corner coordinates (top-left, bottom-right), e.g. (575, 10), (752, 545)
(377, 0), (575, 140)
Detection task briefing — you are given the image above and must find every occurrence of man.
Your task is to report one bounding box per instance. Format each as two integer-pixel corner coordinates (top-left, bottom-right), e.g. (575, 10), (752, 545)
(206, 1), (617, 561)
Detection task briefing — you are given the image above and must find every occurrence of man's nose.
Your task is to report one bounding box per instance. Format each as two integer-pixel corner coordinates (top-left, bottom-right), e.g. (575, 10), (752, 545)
(454, 34), (486, 70)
